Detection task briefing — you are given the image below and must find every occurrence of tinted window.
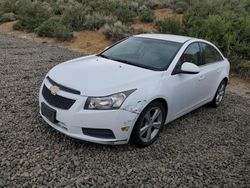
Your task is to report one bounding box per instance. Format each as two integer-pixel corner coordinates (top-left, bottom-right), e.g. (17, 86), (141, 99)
(100, 37), (182, 71)
(200, 43), (223, 64)
(179, 43), (202, 66)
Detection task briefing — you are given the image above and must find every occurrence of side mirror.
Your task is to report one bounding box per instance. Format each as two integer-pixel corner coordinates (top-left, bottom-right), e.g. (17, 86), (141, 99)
(180, 62), (200, 74)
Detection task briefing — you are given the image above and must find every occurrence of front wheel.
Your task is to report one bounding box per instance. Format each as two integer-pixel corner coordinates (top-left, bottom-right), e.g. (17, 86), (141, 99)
(209, 80), (227, 107)
(130, 101), (166, 147)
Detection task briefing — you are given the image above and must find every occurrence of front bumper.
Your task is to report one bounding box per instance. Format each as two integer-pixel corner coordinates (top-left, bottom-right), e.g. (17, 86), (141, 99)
(39, 79), (138, 145)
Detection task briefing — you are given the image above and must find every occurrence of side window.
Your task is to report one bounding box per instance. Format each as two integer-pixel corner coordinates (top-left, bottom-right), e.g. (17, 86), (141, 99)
(180, 43), (201, 66)
(200, 43), (223, 65)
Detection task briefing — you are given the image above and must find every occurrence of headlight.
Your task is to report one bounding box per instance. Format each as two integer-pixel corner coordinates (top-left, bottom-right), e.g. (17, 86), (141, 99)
(84, 89), (136, 110)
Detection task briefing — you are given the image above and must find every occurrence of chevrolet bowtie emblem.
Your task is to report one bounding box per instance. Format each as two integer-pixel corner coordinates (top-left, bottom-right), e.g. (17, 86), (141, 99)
(49, 85), (59, 95)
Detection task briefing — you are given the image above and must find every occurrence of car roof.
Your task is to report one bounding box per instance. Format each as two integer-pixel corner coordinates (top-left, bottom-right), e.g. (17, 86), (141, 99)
(134, 34), (194, 43)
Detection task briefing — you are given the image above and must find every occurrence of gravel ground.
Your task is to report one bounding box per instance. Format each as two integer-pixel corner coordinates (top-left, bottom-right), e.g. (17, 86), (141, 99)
(0, 33), (250, 187)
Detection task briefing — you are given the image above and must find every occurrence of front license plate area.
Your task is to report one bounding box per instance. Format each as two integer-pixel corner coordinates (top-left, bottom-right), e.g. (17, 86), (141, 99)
(41, 102), (57, 123)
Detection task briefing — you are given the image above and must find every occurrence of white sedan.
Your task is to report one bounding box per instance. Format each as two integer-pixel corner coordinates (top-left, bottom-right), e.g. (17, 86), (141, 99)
(39, 34), (230, 147)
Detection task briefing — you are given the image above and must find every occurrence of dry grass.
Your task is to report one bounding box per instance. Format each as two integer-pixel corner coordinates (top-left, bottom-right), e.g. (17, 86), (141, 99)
(0, 20), (16, 32)
(155, 8), (183, 20)
(0, 21), (110, 54)
(64, 31), (111, 54)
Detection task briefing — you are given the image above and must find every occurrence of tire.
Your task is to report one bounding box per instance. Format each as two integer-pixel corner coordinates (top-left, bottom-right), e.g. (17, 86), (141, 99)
(130, 101), (167, 147)
(209, 80), (227, 107)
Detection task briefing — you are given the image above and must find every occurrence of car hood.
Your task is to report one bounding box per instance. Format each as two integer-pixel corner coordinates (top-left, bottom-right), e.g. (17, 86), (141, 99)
(48, 55), (161, 96)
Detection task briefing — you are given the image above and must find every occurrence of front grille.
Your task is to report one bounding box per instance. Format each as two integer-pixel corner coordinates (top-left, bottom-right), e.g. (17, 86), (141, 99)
(42, 85), (76, 110)
(47, 77), (81, 95)
(82, 128), (116, 139)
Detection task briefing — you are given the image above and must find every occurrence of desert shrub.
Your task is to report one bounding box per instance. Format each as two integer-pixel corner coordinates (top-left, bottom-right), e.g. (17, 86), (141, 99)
(139, 6), (155, 22)
(183, 0), (250, 59)
(35, 17), (71, 41)
(61, 5), (86, 31)
(0, 0), (18, 13)
(233, 62), (250, 81)
(83, 13), (117, 30)
(87, 0), (117, 13)
(86, 0), (138, 23)
(156, 16), (183, 35)
(233, 16), (250, 58)
(50, 0), (82, 15)
(83, 13), (105, 30)
(191, 15), (228, 48)
(102, 21), (134, 42)
(13, 0), (52, 32)
(171, 0), (189, 14)
(146, 0), (170, 9)
(114, 4), (137, 24)
(41, 2), (53, 14)
(0, 13), (16, 24)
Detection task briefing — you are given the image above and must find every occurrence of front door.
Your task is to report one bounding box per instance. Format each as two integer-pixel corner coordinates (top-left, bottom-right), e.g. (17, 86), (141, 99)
(170, 42), (206, 118)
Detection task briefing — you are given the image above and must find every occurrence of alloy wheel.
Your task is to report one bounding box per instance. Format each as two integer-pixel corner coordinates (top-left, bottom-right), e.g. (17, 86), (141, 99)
(139, 107), (163, 143)
(216, 82), (226, 105)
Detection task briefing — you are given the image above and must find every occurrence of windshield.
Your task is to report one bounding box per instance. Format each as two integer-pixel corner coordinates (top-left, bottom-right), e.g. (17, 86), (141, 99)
(99, 37), (183, 71)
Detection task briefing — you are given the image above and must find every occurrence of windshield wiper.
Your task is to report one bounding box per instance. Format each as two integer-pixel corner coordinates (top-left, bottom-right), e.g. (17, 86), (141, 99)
(96, 54), (110, 59)
(110, 58), (156, 70)
(110, 58), (130, 64)
(97, 55), (130, 64)
(97, 55), (140, 68)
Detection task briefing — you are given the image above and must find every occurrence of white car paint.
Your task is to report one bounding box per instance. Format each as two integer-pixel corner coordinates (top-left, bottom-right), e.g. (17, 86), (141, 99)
(39, 34), (230, 145)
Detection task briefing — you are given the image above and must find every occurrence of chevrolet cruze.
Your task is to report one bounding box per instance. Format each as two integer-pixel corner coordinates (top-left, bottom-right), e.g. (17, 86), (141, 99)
(39, 34), (230, 147)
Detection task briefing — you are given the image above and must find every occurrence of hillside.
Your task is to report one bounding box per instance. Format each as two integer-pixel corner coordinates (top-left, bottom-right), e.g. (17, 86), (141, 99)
(0, 8), (178, 54)
(0, 0), (249, 80)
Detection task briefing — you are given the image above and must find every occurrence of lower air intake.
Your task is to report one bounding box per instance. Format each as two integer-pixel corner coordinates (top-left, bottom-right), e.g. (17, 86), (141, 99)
(82, 128), (115, 139)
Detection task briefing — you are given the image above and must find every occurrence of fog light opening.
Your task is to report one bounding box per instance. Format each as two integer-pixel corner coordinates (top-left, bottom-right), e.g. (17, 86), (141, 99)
(121, 126), (130, 132)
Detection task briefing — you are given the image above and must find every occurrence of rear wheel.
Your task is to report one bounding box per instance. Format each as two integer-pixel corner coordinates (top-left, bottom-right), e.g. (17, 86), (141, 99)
(210, 80), (227, 107)
(130, 101), (166, 147)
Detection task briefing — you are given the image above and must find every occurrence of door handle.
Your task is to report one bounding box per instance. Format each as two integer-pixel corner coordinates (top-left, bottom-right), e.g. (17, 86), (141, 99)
(199, 75), (205, 81)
